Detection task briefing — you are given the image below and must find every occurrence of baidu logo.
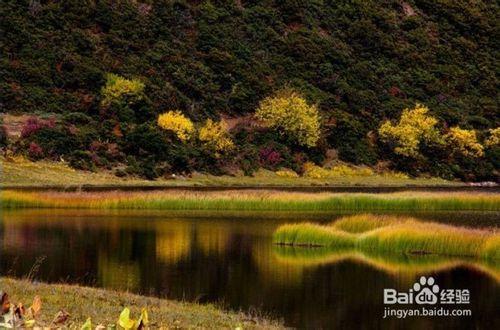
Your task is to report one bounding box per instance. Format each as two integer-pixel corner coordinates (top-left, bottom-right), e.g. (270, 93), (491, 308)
(382, 276), (471, 318)
(413, 276), (440, 304)
(384, 276), (469, 305)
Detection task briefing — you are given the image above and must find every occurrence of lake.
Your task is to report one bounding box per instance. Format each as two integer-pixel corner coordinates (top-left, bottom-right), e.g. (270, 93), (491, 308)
(1, 209), (498, 328)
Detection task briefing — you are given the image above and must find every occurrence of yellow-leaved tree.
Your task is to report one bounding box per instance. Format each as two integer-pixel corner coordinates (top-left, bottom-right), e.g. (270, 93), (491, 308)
(198, 119), (234, 156)
(101, 73), (144, 106)
(378, 104), (441, 158)
(485, 127), (500, 147)
(445, 127), (484, 158)
(157, 111), (194, 142)
(255, 90), (320, 147)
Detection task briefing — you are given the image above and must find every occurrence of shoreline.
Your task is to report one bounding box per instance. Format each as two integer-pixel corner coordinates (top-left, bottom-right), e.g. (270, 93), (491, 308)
(3, 184), (498, 193)
(0, 277), (282, 329)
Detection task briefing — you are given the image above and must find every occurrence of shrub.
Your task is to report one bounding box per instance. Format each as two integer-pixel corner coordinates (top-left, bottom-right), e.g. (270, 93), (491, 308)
(157, 111), (194, 142)
(63, 112), (94, 125)
(100, 73), (145, 107)
(325, 112), (377, 165)
(378, 104), (442, 158)
(24, 125), (80, 159)
(303, 162), (374, 178)
(198, 119), (234, 156)
(0, 125), (7, 148)
(255, 90), (321, 147)
(69, 150), (96, 171)
(27, 142), (43, 160)
(485, 127), (500, 147)
(445, 127), (484, 158)
(124, 124), (169, 160)
(259, 146), (283, 168)
(21, 117), (56, 138)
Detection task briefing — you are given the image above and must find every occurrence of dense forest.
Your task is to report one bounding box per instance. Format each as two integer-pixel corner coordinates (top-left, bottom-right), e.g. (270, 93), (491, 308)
(1, 0), (498, 181)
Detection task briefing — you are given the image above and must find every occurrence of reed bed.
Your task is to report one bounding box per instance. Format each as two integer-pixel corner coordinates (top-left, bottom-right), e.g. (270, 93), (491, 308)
(273, 214), (500, 259)
(2, 190), (500, 212)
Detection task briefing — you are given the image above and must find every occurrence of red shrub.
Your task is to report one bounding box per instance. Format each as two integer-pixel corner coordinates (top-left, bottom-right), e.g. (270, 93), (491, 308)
(21, 117), (56, 138)
(28, 142), (43, 159)
(259, 147), (282, 167)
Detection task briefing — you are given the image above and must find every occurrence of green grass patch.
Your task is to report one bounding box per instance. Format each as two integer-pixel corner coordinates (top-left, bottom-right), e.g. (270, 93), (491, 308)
(273, 214), (500, 259)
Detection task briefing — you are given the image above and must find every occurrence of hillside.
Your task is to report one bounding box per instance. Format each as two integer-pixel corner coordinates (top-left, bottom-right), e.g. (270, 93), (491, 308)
(0, 0), (498, 181)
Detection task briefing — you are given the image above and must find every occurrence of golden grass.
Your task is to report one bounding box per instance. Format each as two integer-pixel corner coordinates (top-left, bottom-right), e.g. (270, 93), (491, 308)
(3, 190), (500, 211)
(273, 214), (500, 259)
(0, 277), (282, 329)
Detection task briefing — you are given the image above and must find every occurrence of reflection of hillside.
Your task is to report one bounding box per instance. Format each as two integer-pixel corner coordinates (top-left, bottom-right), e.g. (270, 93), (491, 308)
(195, 222), (233, 256)
(273, 246), (500, 283)
(252, 242), (306, 285)
(155, 221), (193, 263)
(97, 254), (140, 291)
(154, 221), (235, 263)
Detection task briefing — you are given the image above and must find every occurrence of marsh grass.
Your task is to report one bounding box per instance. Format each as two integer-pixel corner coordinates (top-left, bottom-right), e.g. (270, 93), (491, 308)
(273, 214), (500, 259)
(3, 190), (500, 212)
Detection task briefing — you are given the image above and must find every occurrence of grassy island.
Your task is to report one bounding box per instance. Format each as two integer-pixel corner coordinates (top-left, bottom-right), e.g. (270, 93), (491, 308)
(273, 214), (500, 259)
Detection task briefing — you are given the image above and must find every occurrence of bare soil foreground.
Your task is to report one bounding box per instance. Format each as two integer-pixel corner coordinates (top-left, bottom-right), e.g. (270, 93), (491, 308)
(0, 278), (282, 329)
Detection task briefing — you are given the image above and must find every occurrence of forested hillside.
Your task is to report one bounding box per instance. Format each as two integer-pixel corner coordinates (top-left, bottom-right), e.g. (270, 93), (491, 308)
(1, 0), (498, 181)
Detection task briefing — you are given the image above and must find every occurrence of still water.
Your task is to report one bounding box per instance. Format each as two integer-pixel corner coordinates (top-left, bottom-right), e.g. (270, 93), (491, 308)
(0, 210), (499, 328)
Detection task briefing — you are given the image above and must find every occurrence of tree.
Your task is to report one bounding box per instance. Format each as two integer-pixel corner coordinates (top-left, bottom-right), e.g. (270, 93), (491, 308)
(157, 111), (194, 142)
(198, 119), (234, 156)
(445, 127), (484, 158)
(378, 104), (441, 158)
(255, 90), (321, 147)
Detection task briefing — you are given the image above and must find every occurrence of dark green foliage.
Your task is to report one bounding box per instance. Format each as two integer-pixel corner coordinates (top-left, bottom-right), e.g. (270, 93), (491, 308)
(123, 124), (168, 160)
(325, 111), (378, 165)
(2, 0), (497, 123)
(1, 0), (498, 180)
(69, 150), (96, 171)
(63, 112), (95, 126)
(28, 126), (80, 158)
(0, 117), (7, 148)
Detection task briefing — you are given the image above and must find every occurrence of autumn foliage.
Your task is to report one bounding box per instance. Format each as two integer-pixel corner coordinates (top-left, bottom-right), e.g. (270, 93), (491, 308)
(378, 104), (441, 158)
(256, 91), (320, 148)
(157, 111), (194, 142)
(198, 119), (234, 156)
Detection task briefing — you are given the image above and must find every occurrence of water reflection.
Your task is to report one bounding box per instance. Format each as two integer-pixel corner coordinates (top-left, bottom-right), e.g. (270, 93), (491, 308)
(0, 210), (498, 328)
(273, 246), (500, 283)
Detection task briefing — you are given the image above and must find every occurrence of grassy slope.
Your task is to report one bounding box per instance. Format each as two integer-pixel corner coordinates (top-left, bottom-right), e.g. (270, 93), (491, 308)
(1, 157), (458, 187)
(0, 278), (281, 329)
